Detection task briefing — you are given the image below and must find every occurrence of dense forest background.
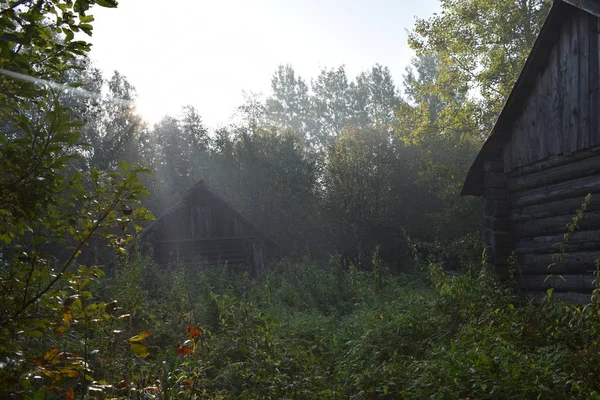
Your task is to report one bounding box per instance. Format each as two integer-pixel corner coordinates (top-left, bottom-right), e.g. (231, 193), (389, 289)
(10, 1), (600, 399)
(48, 0), (550, 268)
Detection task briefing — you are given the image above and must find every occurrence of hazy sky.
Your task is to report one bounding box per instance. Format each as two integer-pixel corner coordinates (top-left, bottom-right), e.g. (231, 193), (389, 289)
(89, 0), (440, 127)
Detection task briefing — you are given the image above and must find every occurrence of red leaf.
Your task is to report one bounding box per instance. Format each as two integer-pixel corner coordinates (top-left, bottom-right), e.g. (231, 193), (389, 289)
(187, 325), (201, 342)
(175, 345), (194, 356)
(66, 387), (75, 400)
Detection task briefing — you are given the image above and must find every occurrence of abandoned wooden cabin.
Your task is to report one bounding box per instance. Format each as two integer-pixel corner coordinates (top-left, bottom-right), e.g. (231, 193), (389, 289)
(462, 0), (600, 301)
(139, 181), (279, 273)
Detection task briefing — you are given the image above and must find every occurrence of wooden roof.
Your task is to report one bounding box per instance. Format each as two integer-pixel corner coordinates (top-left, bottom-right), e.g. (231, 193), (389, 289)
(139, 180), (278, 248)
(461, 0), (600, 196)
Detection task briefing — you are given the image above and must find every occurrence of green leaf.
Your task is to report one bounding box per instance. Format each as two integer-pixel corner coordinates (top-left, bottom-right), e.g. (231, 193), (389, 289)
(64, 29), (74, 42)
(79, 15), (95, 23)
(95, 0), (119, 7)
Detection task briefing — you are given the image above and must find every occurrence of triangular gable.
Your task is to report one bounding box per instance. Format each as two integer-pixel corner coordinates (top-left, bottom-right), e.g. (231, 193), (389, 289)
(140, 180), (278, 248)
(462, 0), (600, 196)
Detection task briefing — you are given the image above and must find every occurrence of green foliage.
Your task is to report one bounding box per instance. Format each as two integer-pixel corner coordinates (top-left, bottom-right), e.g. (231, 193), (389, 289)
(52, 254), (600, 399)
(206, 126), (323, 255)
(409, 0), (551, 126)
(0, 0), (157, 397)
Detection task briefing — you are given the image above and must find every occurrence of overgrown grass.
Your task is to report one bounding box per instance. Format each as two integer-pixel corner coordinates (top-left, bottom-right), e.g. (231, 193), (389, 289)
(11, 255), (600, 399)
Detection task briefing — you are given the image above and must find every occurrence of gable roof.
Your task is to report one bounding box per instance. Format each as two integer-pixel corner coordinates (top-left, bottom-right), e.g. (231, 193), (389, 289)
(139, 180), (278, 247)
(461, 0), (600, 196)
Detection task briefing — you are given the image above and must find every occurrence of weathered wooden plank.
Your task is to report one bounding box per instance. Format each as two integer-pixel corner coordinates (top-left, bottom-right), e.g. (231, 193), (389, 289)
(485, 172), (507, 188)
(507, 153), (600, 192)
(485, 246), (509, 266)
(517, 250), (600, 273)
(518, 274), (597, 292)
(486, 199), (509, 217)
(537, 71), (546, 160)
(515, 227), (600, 253)
(590, 17), (600, 146)
(517, 262), (596, 275)
(512, 210), (600, 239)
(517, 250), (600, 274)
(538, 59), (549, 161)
(579, 13), (590, 151)
(485, 187), (508, 200)
(509, 173), (600, 208)
(527, 291), (592, 303)
(560, 16), (570, 155)
(484, 216), (510, 231)
(527, 76), (539, 166)
(507, 145), (600, 177)
(515, 238), (600, 254)
(503, 132), (512, 172)
(484, 160), (504, 173)
(511, 194), (600, 222)
(568, 16), (580, 153)
(514, 230), (600, 258)
(592, 17), (600, 145)
(516, 273), (597, 292)
(485, 229), (512, 249)
(550, 42), (562, 157)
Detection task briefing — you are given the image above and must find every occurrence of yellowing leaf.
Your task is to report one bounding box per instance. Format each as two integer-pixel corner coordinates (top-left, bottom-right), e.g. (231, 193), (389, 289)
(128, 330), (151, 342)
(55, 326), (70, 335)
(43, 348), (60, 362)
(129, 343), (149, 358)
(59, 368), (80, 378)
(62, 307), (73, 324)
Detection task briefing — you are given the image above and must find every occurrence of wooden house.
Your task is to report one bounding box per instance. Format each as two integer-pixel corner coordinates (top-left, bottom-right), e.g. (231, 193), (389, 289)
(139, 181), (279, 274)
(462, 0), (600, 300)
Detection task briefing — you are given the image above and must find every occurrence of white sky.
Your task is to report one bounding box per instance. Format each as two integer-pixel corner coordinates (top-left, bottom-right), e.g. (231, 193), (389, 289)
(89, 0), (440, 128)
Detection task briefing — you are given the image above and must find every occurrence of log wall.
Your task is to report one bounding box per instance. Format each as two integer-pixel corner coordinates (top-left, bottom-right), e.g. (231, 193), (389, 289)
(483, 161), (512, 277)
(505, 150), (600, 295)
(503, 10), (600, 172)
(144, 184), (276, 272)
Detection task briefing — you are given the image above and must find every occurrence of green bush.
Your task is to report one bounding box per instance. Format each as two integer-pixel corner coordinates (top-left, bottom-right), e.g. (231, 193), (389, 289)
(12, 252), (600, 399)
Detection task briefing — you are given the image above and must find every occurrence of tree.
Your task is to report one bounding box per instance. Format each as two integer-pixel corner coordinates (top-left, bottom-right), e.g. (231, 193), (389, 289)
(324, 125), (422, 268)
(145, 106), (209, 213)
(89, 71), (148, 170)
(0, 1), (153, 396)
(409, 0), (551, 131)
(353, 64), (401, 129)
(393, 0), (551, 247)
(310, 66), (355, 150)
(265, 64), (311, 138)
(205, 125), (322, 255)
(395, 54), (482, 245)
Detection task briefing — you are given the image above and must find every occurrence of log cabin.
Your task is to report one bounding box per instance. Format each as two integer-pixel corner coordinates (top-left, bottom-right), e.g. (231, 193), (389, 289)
(462, 0), (600, 301)
(139, 180), (279, 275)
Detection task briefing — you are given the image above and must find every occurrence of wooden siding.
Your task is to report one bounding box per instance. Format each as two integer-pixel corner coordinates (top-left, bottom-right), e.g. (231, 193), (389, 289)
(503, 11), (600, 172)
(506, 150), (600, 293)
(155, 190), (251, 242)
(139, 181), (279, 274)
(154, 237), (252, 266)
